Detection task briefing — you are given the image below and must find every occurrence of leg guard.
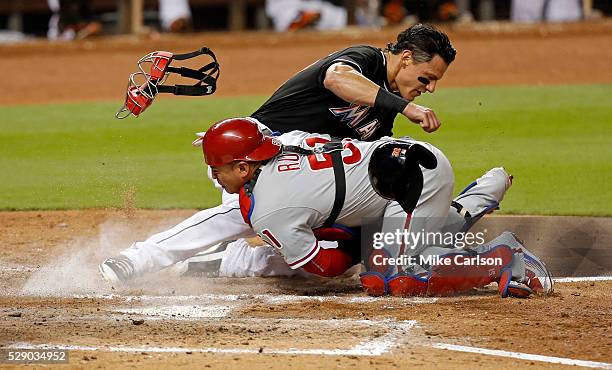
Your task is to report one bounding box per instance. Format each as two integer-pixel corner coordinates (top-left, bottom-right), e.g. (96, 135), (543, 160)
(359, 271), (428, 297)
(360, 246), (515, 297)
(427, 245), (515, 296)
(387, 273), (429, 297)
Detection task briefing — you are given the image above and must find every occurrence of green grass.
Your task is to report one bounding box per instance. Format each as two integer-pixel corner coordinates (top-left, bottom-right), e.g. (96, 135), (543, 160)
(0, 85), (610, 215)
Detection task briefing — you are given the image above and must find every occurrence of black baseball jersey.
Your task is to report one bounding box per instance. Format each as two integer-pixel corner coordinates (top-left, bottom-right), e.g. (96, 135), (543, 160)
(251, 45), (399, 141)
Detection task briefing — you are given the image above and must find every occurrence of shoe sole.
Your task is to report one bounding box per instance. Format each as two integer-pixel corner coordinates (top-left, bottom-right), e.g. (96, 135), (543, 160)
(98, 263), (120, 285)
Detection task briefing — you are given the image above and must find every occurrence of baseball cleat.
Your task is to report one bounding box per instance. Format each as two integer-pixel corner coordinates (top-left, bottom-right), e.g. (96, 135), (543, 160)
(518, 248), (554, 295)
(504, 232), (554, 296)
(99, 255), (136, 284)
(487, 231), (553, 298)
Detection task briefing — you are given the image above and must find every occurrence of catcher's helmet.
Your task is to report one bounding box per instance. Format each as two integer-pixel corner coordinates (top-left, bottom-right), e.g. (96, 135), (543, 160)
(198, 118), (282, 166)
(368, 142), (438, 213)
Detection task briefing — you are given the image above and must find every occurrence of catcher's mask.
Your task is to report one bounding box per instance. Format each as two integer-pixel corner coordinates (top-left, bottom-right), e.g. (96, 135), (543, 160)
(116, 47), (219, 119)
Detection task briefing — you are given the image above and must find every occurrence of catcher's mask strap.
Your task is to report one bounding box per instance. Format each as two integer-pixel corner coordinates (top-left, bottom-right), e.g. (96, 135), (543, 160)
(159, 47), (219, 96)
(116, 47), (219, 119)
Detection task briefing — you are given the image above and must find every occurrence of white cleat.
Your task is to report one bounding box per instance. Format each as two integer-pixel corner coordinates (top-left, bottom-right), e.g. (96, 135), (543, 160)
(99, 255), (136, 284)
(519, 248), (554, 295)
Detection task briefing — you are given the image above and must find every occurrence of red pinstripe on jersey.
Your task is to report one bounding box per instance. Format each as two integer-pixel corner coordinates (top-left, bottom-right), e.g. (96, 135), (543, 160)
(261, 229), (282, 249)
(287, 240), (320, 268)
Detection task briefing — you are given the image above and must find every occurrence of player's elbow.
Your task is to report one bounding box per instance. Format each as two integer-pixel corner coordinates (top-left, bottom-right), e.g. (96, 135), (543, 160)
(323, 71), (343, 92)
(323, 64), (352, 93)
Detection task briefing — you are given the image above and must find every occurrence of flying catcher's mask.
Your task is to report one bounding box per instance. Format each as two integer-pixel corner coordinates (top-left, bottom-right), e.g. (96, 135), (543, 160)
(116, 47), (219, 119)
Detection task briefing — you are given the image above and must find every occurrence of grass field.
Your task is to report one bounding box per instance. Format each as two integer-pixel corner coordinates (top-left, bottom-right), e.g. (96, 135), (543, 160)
(1, 84), (610, 215)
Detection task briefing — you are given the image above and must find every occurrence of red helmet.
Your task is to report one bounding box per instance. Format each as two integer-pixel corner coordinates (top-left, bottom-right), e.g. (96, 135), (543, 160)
(196, 118), (282, 166)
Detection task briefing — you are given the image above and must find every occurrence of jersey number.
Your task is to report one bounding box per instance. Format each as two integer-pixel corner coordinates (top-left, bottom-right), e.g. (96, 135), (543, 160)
(304, 137), (362, 171)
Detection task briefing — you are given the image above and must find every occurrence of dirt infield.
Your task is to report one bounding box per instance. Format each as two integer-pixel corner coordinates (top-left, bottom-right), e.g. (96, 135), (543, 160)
(1, 21), (612, 368)
(0, 210), (611, 368)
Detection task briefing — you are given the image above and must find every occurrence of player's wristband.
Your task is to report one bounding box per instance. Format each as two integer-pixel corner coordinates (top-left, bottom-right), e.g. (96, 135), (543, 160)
(374, 88), (409, 114)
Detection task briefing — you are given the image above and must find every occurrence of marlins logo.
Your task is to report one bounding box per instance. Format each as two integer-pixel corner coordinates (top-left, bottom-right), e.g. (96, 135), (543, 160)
(329, 104), (380, 139)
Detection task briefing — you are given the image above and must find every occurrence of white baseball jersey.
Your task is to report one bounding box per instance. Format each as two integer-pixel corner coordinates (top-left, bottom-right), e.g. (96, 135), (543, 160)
(240, 130), (450, 270)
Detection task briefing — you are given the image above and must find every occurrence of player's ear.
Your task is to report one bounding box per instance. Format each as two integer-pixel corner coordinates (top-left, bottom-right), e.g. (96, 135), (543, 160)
(401, 50), (413, 66)
(237, 161), (258, 177)
(235, 161), (249, 174)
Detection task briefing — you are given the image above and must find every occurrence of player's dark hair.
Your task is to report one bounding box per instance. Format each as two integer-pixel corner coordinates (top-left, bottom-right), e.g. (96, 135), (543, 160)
(386, 24), (456, 65)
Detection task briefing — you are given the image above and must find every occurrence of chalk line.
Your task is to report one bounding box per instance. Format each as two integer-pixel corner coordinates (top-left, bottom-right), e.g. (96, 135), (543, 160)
(113, 305), (233, 319)
(431, 343), (612, 369)
(67, 293), (438, 305)
(553, 276), (612, 283)
(3, 320), (416, 357)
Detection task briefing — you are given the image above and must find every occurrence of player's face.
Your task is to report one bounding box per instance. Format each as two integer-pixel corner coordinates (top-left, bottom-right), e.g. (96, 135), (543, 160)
(210, 162), (250, 194)
(394, 54), (448, 101)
